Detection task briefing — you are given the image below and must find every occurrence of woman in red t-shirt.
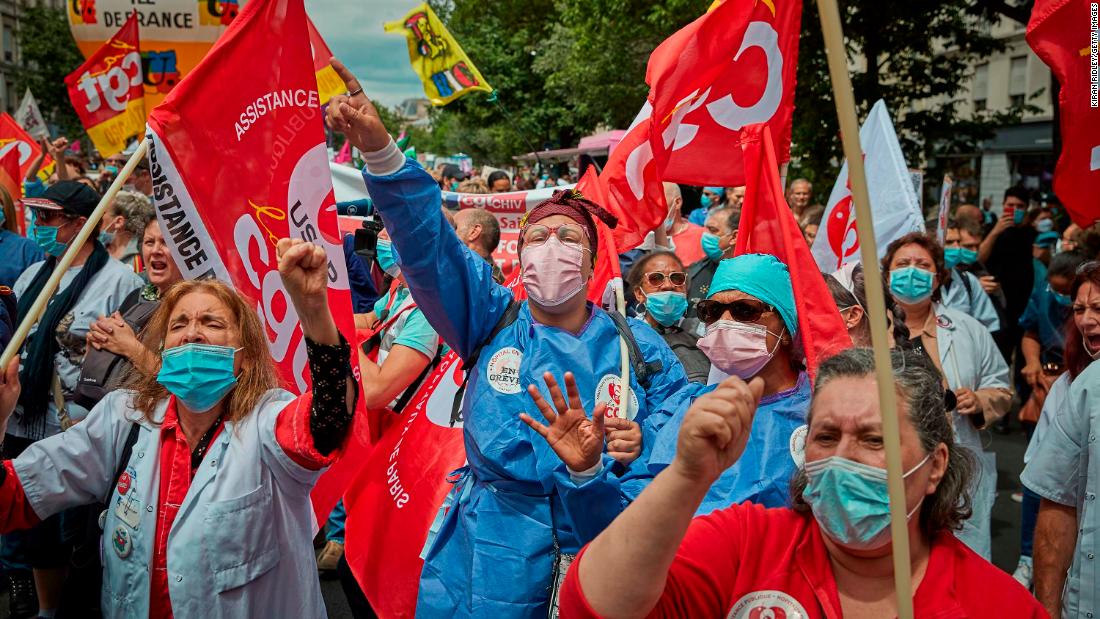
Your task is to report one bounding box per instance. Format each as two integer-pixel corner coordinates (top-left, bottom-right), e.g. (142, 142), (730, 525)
(556, 348), (1046, 618)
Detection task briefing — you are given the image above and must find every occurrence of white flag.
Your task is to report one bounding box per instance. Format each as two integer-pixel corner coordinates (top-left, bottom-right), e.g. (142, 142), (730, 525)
(14, 90), (48, 140)
(810, 100), (924, 272)
(936, 176), (953, 244)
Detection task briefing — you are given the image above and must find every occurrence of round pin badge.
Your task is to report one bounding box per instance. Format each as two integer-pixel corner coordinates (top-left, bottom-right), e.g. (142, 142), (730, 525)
(117, 469), (133, 496)
(112, 525), (133, 559)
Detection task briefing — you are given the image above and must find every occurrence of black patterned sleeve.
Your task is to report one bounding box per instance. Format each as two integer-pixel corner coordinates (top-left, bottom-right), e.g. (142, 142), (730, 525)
(305, 335), (359, 456)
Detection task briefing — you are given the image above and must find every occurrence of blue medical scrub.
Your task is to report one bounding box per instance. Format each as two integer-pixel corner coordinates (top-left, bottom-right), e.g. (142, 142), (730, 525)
(362, 159), (688, 618)
(1019, 282), (1070, 365)
(625, 372), (812, 514)
(0, 229), (43, 288)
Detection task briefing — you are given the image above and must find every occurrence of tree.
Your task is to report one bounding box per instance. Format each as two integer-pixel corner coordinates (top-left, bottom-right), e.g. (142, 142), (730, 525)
(14, 5), (87, 139)
(789, 0), (1026, 200)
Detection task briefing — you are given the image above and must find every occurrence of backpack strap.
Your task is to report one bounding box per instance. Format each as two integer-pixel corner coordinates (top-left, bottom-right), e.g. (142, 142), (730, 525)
(605, 310), (661, 390)
(392, 346), (444, 414)
(957, 269), (974, 302)
(105, 423), (142, 503)
(449, 300), (523, 427)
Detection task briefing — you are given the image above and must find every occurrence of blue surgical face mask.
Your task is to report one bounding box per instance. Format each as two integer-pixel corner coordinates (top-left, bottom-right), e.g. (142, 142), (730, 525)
(943, 247), (978, 269)
(701, 232), (723, 261)
(889, 266), (935, 305)
(157, 343), (241, 413)
(644, 291), (688, 327)
(1049, 285), (1072, 307)
(376, 238), (400, 277)
(1014, 208), (1026, 225)
(1036, 218), (1054, 233)
(700, 194), (713, 209)
(34, 224), (68, 257)
(98, 229), (115, 246)
(803, 454), (930, 550)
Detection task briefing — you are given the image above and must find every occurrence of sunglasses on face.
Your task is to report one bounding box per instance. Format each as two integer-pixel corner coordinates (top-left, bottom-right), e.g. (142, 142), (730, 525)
(696, 298), (775, 324)
(645, 271), (687, 287)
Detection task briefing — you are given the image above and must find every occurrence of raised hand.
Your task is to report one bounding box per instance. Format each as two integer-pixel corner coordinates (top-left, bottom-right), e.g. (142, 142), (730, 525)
(520, 372), (607, 472)
(277, 238), (338, 344)
(88, 312), (139, 357)
(325, 58), (391, 154)
(672, 376), (764, 485)
(605, 417), (642, 466)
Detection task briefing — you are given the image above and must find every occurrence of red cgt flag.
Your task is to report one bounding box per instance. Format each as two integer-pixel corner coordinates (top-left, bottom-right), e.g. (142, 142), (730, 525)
(1027, 0), (1100, 227)
(65, 12), (145, 158)
(600, 0), (802, 253)
(145, 0), (360, 523)
(0, 113), (50, 181)
(306, 15), (346, 106)
(734, 124), (850, 376)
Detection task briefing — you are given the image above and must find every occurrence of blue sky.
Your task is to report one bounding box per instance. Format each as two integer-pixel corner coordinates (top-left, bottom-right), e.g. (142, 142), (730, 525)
(305, 0), (427, 107)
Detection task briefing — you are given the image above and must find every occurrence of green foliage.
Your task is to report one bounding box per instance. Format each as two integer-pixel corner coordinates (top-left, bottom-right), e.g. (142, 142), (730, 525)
(406, 0), (1023, 188)
(14, 5), (86, 139)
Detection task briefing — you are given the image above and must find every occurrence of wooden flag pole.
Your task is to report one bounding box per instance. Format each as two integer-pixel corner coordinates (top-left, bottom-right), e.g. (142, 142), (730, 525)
(0, 138), (150, 369)
(816, 1), (915, 617)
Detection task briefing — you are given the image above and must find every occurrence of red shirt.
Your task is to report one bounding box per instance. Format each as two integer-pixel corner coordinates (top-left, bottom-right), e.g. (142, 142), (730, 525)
(560, 503), (1048, 618)
(670, 221), (705, 266)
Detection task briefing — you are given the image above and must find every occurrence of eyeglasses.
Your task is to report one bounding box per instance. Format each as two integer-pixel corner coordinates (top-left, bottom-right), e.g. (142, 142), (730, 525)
(31, 209), (72, 226)
(521, 223), (588, 248)
(644, 271), (686, 287)
(695, 298), (775, 324)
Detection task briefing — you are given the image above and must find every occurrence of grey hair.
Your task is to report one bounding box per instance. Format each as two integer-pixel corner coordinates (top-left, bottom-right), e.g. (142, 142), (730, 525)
(790, 348), (975, 536)
(111, 191), (155, 237)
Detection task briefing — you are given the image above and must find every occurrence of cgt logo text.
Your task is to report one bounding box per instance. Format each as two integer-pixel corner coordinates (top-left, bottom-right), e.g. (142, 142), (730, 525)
(234, 89), (320, 141)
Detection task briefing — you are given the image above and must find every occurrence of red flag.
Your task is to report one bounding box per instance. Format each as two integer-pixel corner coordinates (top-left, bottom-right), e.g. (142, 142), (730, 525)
(575, 166), (623, 306)
(64, 13), (145, 157)
(1027, 0), (1100, 227)
(0, 113), (50, 181)
(344, 352), (467, 618)
(306, 15), (346, 106)
(145, 0), (360, 522)
(599, 0), (802, 253)
(0, 147), (20, 202)
(734, 125), (850, 375)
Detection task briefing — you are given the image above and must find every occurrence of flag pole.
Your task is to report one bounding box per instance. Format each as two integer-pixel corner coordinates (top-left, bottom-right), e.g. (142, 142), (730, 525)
(816, 1), (914, 617)
(0, 138), (149, 369)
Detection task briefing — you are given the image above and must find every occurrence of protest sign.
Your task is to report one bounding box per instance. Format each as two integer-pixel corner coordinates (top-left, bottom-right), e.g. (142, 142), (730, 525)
(67, 0), (238, 108)
(65, 13), (146, 157)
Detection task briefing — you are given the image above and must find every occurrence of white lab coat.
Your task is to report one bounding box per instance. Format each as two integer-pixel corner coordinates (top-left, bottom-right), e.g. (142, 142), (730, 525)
(11, 389), (327, 619)
(933, 304), (1011, 560)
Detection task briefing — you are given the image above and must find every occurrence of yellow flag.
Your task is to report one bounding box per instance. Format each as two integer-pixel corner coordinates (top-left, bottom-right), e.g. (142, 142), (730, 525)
(384, 3), (492, 106)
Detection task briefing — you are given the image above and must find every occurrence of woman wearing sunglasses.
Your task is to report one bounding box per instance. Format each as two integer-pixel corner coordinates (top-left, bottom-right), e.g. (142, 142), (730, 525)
(883, 231), (1011, 561)
(627, 251), (710, 383)
(615, 253), (809, 514)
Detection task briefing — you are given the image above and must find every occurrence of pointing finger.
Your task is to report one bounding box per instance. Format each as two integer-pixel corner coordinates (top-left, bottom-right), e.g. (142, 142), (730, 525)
(329, 58), (362, 93)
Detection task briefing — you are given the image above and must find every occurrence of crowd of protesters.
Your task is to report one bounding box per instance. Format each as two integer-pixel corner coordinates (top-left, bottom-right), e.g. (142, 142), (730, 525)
(0, 70), (1090, 619)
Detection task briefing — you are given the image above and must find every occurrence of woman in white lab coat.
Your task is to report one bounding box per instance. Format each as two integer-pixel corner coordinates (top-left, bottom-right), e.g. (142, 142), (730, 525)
(883, 232), (1011, 559)
(0, 240), (357, 619)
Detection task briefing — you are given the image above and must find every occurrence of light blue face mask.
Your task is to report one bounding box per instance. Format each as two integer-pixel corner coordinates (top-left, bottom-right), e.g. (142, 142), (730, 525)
(943, 247), (978, 269)
(376, 238), (400, 277)
(803, 454), (930, 550)
(889, 266), (935, 305)
(644, 291), (688, 327)
(157, 343), (241, 413)
(98, 229), (115, 246)
(1049, 285), (1073, 307)
(1036, 218), (1054, 233)
(701, 232), (723, 261)
(700, 194), (713, 209)
(33, 225), (69, 257)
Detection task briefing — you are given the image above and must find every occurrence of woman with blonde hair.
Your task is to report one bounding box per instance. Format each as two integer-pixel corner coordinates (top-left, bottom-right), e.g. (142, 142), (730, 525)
(0, 239), (358, 618)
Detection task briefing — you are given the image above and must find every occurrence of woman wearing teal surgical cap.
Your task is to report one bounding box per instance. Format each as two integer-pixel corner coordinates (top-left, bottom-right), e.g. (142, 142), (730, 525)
(615, 253), (813, 514)
(884, 231), (1011, 560)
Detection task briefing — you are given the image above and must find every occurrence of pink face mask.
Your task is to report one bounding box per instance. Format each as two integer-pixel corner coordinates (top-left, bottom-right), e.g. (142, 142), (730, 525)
(521, 236), (588, 309)
(697, 320), (784, 379)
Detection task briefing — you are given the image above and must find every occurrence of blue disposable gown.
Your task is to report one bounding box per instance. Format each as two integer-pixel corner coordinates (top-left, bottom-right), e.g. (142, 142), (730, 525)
(362, 160), (688, 618)
(625, 372), (812, 515)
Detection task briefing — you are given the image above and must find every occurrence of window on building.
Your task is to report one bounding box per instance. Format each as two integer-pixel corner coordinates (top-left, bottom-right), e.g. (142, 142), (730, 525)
(1009, 56), (1027, 109)
(973, 63), (988, 111)
(3, 27), (13, 63)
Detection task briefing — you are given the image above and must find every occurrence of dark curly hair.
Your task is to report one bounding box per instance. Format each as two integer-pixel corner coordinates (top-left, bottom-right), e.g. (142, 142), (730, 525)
(790, 348), (976, 536)
(882, 232), (948, 303)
